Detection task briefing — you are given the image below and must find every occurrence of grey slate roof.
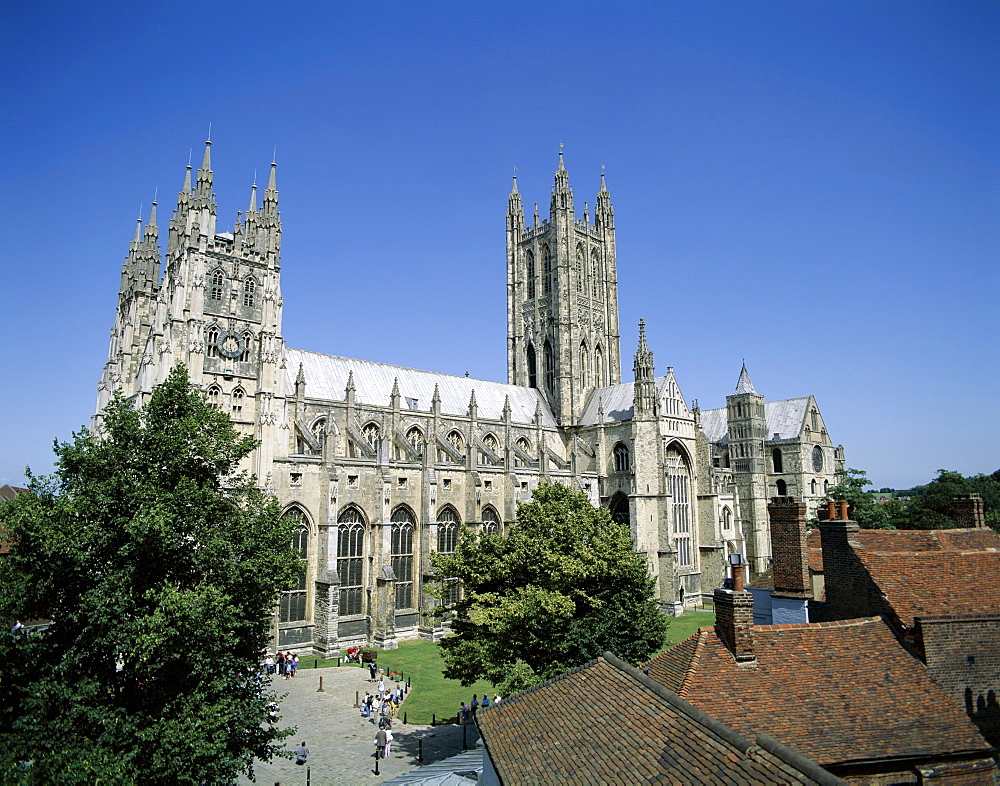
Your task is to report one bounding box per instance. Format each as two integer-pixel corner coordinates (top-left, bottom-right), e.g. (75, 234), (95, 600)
(283, 348), (558, 428)
(380, 747), (481, 784)
(700, 397), (811, 443)
(578, 375), (686, 425)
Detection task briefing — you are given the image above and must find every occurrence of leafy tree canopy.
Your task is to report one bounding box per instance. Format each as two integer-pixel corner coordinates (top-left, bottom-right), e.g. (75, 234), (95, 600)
(827, 467), (1000, 532)
(429, 482), (669, 695)
(0, 366), (302, 783)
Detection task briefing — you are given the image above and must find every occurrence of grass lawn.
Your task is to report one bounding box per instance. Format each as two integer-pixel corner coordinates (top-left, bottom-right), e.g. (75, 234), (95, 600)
(660, 609), (715, 653)
(296, 609), (714, 724)
(308, 641), (494, 725)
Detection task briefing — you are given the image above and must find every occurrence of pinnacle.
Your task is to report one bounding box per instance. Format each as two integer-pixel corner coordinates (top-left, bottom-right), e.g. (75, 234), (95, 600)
(734, 363), (757, 395)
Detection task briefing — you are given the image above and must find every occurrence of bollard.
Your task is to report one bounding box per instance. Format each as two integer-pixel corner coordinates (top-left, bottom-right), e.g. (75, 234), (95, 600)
(403, 711), (407, 724)
(313, 658), (317, 668)
(432, 713), (436, 726)
(418, 735), (423, 763)
(373, 749), (380, 776)
(337, 657), (341, 667)
(355, 691), (359, 707)
(306, 767), (310, 786)
(462, 723), (468, 750)
(317, 676), (325, 693)
(406, 679), (411, 692)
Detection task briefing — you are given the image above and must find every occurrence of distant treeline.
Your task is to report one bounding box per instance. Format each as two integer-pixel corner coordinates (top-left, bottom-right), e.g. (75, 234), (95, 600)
(825, 468), (1000, 531)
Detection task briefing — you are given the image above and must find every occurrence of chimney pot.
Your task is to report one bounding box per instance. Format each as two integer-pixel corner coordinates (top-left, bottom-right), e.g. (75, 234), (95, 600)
(826, 500), (837, 521)
(838, 500), (849, 521)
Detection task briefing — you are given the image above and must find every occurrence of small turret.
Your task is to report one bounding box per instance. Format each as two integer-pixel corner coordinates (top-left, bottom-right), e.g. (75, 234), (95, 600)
(550, 150), (573, 215)
(195, 140), (213, 201)
(633, 319), (656, 418)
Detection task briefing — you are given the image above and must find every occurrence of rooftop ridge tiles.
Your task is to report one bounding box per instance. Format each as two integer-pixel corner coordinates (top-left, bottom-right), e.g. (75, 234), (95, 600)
(601, 651), (757, 755)
(680, 628), (712, 697)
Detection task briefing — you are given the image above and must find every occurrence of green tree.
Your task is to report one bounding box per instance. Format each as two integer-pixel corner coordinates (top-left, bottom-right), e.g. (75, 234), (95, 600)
(0, 366), (302, 783)
(825, 467), (904, 529)
(429, 482), (669, 695)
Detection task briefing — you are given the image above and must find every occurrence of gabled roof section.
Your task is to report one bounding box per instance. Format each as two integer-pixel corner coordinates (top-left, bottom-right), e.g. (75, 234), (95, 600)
(644, 617), (992, 769)
(283, 347), (558, 427)
(476, 652), (839, 784)
(700, 397), (811, 442)
(578, 375), (689, 425)
(851, 528), (1000, 627)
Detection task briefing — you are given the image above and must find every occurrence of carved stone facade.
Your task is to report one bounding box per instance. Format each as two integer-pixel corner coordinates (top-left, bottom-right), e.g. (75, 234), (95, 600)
(95, 144), (844, 653)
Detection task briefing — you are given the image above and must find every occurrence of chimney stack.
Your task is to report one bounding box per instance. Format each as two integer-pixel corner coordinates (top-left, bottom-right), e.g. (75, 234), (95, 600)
(715, 556), (756, 665)
(767, 496), (811, 597)
(951, 494), (985, 529)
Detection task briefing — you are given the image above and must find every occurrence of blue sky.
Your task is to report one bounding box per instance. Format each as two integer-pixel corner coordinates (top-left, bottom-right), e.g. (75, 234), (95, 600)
(2, 1), (997, 490)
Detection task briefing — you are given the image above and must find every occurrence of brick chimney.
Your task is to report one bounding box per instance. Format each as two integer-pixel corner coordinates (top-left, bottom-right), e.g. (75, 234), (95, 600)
(951, 494), (985, 529)
(768, 496), (811, 597)
(818, 518), (870, 621)
(714, 559), (756, 665)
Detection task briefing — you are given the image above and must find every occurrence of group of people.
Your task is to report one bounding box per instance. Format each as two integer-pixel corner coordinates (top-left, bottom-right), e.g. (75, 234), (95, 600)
(360, 683), (404, 729)
(263, 651), (299, 679)
(459, 693), (500, 725)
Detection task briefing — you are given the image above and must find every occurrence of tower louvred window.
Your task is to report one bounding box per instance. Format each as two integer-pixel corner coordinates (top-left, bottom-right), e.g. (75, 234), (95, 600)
(243, 278), (256, 308)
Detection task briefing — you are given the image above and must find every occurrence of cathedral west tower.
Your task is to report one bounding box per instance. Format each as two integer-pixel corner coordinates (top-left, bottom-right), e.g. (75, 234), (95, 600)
(506, 153), (621, 425)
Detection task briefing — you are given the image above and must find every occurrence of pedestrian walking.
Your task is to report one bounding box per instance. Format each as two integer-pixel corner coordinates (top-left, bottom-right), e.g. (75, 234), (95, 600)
(368, 662), (377, 681)
(295, 741), (309, 766)
(384, 725), (394, 757)
(460, 702), (470, 725)
(375, 728), (388, 759)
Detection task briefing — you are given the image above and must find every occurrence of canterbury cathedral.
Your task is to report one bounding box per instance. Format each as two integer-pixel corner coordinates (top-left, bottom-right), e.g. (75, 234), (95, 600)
(95, 143), (844, 654)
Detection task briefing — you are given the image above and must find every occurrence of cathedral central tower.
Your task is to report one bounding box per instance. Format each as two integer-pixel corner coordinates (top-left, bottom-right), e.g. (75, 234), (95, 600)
(506, 153), (622, 425)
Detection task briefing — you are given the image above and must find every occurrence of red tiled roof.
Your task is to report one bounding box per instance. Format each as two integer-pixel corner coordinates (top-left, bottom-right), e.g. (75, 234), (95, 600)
(477, 653), (837, 784)
(645, 617), (992, 769)
(857, 528), (1000, 553)
(858, 550), (1000, 627)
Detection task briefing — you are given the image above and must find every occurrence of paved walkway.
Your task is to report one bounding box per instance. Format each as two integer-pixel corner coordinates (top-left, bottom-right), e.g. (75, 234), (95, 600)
(237, 666), (481, 785)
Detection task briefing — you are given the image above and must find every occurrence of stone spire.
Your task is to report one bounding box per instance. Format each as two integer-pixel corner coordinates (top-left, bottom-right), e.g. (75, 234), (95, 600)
(633, 319), (656, 418)
(734, 362), (757, 395)
(195, 140), (213, 201)
(550, 149), (573, 214)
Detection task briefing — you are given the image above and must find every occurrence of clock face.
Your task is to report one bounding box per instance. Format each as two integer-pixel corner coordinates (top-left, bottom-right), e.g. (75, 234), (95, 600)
(217, 331), (245, 359)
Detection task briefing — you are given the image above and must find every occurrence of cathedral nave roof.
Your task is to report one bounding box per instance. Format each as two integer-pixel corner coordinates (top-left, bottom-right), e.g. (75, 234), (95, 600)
(283, 347), (558, 427)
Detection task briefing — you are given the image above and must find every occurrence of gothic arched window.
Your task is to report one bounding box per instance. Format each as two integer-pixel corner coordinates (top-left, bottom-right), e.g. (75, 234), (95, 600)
(525, 250), (536, 300)
(207, 385), (221, 405)
(279, 507), (309, 623)
(777, 479), (788, 496)
(771, 448), (783, 474)
(666, 446), (692, 567)
(613, 442), (630, 473)
(591, 247), (601, 297)
(579, 341), (589, 388)
(362, 422), (381, 451)
(210, 270), (225, 301)
(405, 426), (424, 457)
(595, 345), (604, 387)
(337, 507), (366, 616)
(544, 339), (555, 392)
(206, 326), (220, 359)
(311, 418), (326, 449)
(391, 507), (415, 609)
(243, 277), (256, 308)
(542, 245), (552, 297)
(575, 244), (585, 293)
(231, 388), (245, 415)
(240, 330), (253, 363)
(481, 506), (501, 536)
(812, 445), (824, 473)
(480, 433), (499, 466)
(527, 344), (537, 389)
(438, 507), (459, 554)
(514, 436), (531, 468)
